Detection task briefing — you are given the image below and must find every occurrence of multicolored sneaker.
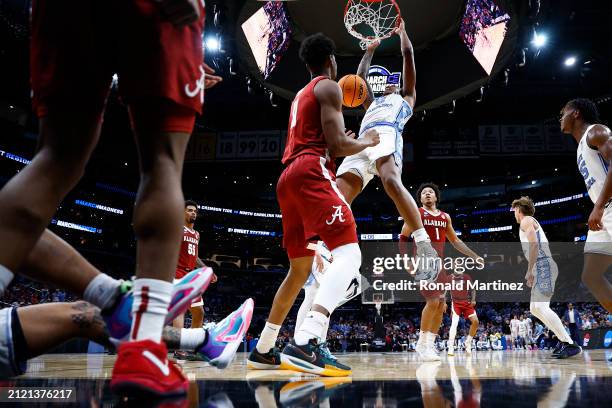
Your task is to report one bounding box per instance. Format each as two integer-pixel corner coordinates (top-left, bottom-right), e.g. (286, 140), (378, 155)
(551, 341), (564, 357)
(247, 347), (282, 370)
(194, 298), (254, 369)
(110, 339), (188, 398)
(104, 268), (214, 343)
(281, 339), (351, 377)
(555, 342), (582, 359)
(318, 342), (338, 362)
(413, 241), (442, 283)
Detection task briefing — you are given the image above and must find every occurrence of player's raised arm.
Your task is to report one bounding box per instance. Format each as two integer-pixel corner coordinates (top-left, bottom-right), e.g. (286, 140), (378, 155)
(356, 40), (380, 110)
(314, 79), (380, 157)
(586, 125), (612, 230)
(396, 19), (416, 109)
(445, 214), (481, 261)
(519, 216), (538, 287)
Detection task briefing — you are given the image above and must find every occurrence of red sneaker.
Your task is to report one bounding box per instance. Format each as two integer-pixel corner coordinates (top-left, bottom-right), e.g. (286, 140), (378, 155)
(110, 339), (188, 397)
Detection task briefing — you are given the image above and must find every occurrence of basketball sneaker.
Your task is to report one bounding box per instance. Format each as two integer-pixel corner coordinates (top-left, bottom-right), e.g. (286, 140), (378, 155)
(417, 346), (441, 362)
(319, 342), (338, 361)
(104, 267), (215, 343)
(447, 344), (455, 356)
(465, 339), (473, 354)
(110, 339), (188, 397)
(555, 342), (582, 359)
(247, 347), (282, 370)
(551, 341), (564, 357)
(413, 241), (442, 283)
(193, 298), (254, 369)
(281, 339), (351, 377)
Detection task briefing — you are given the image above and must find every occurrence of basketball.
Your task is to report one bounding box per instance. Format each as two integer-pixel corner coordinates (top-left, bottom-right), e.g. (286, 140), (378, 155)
(338, 74), (368, 107)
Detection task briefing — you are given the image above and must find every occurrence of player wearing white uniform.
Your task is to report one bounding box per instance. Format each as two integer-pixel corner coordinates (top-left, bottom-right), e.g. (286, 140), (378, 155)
(560, 98), (612, 317)
(294, 241), (361, 361)
(512, 196), (581, 358)
(335, 20), (440, 283)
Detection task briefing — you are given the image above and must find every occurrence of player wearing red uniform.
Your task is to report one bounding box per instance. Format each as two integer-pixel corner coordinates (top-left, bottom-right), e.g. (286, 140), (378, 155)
(249, 33), (379, 377)
(173, 201), (217, 330)
(0, 0), (222, 397)
(401, 183), (481, 361)
(447, 273), (478, 356)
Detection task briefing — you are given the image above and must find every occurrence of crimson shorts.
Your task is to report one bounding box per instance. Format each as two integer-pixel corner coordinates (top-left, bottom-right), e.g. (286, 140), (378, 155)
(452, 300), (476, 318)
(420, 270), (449, 299)
(277, 154), (358, 259)
(30, 0), (205, 131)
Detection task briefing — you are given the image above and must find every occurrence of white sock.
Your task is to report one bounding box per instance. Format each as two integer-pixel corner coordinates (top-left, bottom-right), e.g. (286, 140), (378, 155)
(531, 302), (573, 344)
(296, 285), (317, 335)
(83, 274), (121, 311)
(256, 322), (281, 353)
(130, 278), (172, 342)
(427, 332), (437, 347)
(417, 330), (425, 347)
(0, 265), (14, 296)
(412, 228), (431, 243)
(321, 318), (330, 343)
(466, 335), (473, 347)
(294, 311), (328, 345)
(179, 328), (207, 350)
(311, 243), (361, 314)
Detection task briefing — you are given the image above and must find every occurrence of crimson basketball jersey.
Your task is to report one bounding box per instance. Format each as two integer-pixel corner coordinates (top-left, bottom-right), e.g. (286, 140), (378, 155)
(420, 207), (448, 256)
(282, 76), (329, 165)
(450, 273), (473, 301)
(177, 226), (200, 278)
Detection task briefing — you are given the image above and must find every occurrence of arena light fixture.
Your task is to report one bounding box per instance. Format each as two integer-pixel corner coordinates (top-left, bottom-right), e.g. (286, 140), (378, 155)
(532, 32), (547, 48)
(564, 56), (577, 67)
(205, 37), (220, 52)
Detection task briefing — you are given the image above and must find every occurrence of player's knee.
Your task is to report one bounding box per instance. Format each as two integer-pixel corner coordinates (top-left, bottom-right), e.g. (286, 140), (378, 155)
(380, 173), (403, 197)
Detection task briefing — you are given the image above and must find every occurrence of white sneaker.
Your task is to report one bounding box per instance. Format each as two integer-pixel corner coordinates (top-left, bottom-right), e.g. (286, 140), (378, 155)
(466, 342), (472, 354)
(418, 346), (441, 362)
(447, 344), (455, 356)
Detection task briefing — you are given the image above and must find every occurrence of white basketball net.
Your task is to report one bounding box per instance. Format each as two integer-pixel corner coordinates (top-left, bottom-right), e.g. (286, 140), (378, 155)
(344, 0), (400, 50)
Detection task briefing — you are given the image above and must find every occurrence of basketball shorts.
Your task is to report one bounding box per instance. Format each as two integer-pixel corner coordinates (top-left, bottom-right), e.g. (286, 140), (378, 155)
(0, 308), (27, 379)
(173, 278), (203, 308)
(420, 269), (449, 299)
(336, 126), (403, 190)
(30, 0), (205, 128)
(452, 301), (476, 318)
(278, 154), (358, 259)
(584, 206), (612, 256)
(303, 271), (362, 308)
(530, 256), (558, 302)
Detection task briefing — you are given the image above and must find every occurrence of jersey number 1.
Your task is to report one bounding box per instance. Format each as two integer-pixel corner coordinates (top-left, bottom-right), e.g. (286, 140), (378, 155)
(434, 228), (440, 240)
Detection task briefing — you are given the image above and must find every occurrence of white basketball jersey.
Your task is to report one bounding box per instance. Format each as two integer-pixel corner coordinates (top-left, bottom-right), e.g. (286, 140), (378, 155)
(519, 217), (552, 259)
(576, 124), (610, 205)
(359, 93), (413, 136)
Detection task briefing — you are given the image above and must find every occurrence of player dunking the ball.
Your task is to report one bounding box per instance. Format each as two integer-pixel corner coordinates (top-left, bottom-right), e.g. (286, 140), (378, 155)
(336, 19), (440, 282)
(400, 183), (482, 361)
(248, 33), (379, 376)
(511, 196), (581, 359)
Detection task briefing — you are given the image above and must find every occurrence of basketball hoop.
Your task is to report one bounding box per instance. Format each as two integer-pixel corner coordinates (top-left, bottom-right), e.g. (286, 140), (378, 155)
(344, 0), (401, 50)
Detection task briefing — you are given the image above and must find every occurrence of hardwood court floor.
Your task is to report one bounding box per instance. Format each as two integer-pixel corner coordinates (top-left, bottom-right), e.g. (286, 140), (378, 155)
(21, 349), (611, 380)
(13, 350), (612, 407)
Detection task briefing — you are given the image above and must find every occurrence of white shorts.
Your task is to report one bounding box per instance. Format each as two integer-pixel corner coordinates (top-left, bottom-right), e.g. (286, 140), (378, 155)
(585, 207), (612, 256)
(336, 127), (403, 190)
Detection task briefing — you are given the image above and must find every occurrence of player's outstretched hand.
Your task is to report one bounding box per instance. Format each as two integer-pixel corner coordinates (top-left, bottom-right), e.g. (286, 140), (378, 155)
(366, 39), (381, 52)
(159, 0), (200, 27)
(363, 129), (380, 147)
(204, 63), (223, 89)
(395, 18), (406, 35)
(588, 205), (604, 231)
